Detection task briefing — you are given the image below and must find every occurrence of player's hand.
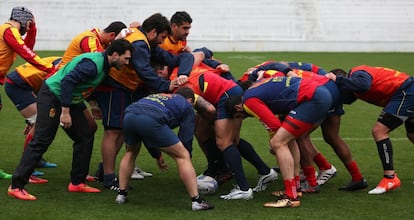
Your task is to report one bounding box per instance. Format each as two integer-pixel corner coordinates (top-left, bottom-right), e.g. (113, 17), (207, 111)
(87, 100), (102, 120)
(325, 72), (337, 81)
(257, 70), (265, 80)
(47, 64), (59, 75)
(177, 75), (188, 86)
(168, 79), (179, 92)
(116, 28), (133, 39)
(23, 123), (33, 136)
(129, 21), (141, 28)
(90, 107), (102, 120)
(182, 46), (192, 53)
(28, 18), (36, 29)
(216, 64), (230, 73)
(60, 107), (72, 129)
(156, 155), (168, 170)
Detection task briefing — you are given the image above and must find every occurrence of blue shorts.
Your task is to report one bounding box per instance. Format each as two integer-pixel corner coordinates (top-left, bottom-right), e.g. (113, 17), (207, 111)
(323, 80), (345, 116)
(384, 78), (414, 118)
(4, 72), (36, 111)
(216, 85), (244, 119)
(123, 113), (179, 148)
(95, 87), (133, 129)
(289, 86), (332, 124)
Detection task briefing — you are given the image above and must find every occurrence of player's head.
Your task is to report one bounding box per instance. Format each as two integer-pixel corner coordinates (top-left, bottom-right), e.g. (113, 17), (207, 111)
(225, 95), (246, 119)
(171, 11), (192, 26)
(329, 68), (348, 77)
(104, 21), (127, 36)
(170, 11), (192, 41)
(151, 61), (169, 79)
(100, 21), (127, 46)
(106, 39), (134, 70)
(237, 80), (253, 91)
(329, 68), (356, 104)
(142, 13), (171, 47)
(175, 87), (195, 103)
(10, 6), (33, 35)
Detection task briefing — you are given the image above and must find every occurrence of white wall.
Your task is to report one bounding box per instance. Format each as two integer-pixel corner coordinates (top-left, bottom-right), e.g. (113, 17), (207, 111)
(1, 0), (414, 52)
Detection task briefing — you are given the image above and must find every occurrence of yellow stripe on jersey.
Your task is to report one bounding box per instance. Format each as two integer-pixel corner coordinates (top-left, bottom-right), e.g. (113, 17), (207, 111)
(10, 27), (24, 45)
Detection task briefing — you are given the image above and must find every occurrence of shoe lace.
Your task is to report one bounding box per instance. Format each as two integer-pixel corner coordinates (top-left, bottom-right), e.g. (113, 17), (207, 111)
(20, 189), (29, 195)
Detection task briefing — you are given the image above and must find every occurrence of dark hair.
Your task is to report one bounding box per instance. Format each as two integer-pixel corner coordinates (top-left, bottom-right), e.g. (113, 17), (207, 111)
(225, 95), (242, 117)
(237, 80), (253, 91)
(175, 87), (195, 100)
(105, 39), (134, 55)
(329, 68), (348, 77)
(103, 21), (127, 36)
(142, 13), (171, 35)
(151, 61), (165, 71)
(170, 11), (192, 25)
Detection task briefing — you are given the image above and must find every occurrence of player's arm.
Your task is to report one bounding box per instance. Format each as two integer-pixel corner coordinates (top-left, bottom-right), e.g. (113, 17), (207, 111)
(243, 97), (282, 137)
(335, 70), (372, 93)
(23, 20), (36, 50)
(193, 47), (231, 73)
(193, 94), (216, 120)
(3, 27), (54, 73)
(131, 42), (172, 92)
(287, 62), (327, 75)
(60, 58), (98, 106)
(178, 104), (196, 155)
(255, 62), (292, 74)
(154, 46), (194, 77)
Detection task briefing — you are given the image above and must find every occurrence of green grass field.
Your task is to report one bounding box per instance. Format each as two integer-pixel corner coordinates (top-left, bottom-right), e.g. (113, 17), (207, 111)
(1, 51), (414, 219)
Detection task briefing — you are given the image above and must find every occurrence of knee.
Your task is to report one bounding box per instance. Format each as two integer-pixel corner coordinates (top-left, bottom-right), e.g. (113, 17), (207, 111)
(371, 124), (388, 140)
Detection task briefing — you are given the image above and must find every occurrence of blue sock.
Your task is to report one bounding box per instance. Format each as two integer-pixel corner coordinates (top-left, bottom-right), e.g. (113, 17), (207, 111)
(103, 173), (116, 186)
(238, 138), (270, 175)
(222, 145), (249, 191)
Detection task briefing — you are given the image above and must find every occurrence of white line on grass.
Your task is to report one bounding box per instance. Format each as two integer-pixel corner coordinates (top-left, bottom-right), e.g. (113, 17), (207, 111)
(312, 137), (408, 141)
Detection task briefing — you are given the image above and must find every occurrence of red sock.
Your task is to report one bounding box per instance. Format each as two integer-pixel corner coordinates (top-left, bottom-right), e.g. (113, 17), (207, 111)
(24, 133), (33, 151)
(346, 160), (363, 181)
(283, 178), (297, 199)
(294, 175), (301, 190)
(302, 166), (318, 186)
(313, 153), (331, 171)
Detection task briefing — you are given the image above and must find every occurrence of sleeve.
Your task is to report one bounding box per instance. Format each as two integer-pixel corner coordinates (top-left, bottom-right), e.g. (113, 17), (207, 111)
(248, 62), (291, 81)
(193, 47), (221, 68)
(255, 62), (292, 74)
(287, 62), (327, 75)
(60, 59), (98, 106)
(335, 70), (372, 93)
(243, 97), (282, 134)
(79, 37), (104, 52)
(177, 104), (195, 155)
(152, 47), (194, 76)
(23, 24), (36, 49)
(202, 58), (221, 69)
(3, 28), (53, 73)
(131, 41), (171, 92)
(175, 52), (194, 76)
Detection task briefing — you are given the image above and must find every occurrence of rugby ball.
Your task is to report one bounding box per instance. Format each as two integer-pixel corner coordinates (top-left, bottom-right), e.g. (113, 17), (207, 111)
(197, 174), (218, 195)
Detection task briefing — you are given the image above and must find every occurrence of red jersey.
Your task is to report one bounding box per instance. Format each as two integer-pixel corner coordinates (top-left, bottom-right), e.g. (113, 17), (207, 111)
(350, 65), (410, 107)
(0, 22), (53, 84)
(293, 69), (330, 85)
(170, 63), (236, 105)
